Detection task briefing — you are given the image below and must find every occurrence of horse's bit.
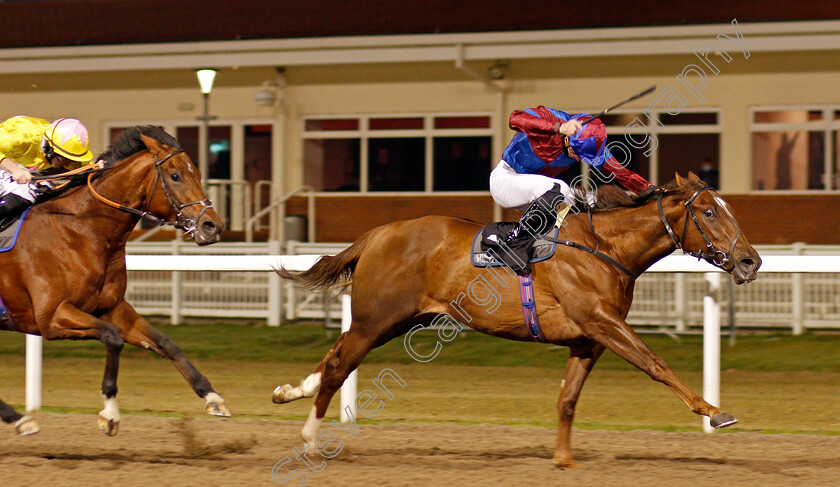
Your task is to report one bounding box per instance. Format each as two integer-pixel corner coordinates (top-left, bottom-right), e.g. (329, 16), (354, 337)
(88, 149), (213, 236)
(656, 186), (743, 270)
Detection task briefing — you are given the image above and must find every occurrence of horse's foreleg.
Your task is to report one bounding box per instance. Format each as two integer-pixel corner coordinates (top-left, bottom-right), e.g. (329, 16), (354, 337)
(48, 302), (124, 436)
(554, 342), (604, 468)
(103, 300), (230, 417)
(583, 316), (736, 428)
(0, 399), (39, 436)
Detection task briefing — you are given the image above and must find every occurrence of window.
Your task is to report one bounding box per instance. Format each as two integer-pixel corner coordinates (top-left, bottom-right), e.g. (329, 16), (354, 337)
(368, 137), (424, 191)
(304, 138), (360, 191)
(750, 108), (837, 190)
(601, 110), (720, 187)
(303, 114), (493, 192)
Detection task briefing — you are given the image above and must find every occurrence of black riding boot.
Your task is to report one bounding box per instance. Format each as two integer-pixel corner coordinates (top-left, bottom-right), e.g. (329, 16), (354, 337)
(495, 184), (566, 275)
(0, 193), (31, 222)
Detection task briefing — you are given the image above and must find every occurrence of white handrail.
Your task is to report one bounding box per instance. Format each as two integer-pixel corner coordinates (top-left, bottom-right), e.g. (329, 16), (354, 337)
(245, 185), (315, 243)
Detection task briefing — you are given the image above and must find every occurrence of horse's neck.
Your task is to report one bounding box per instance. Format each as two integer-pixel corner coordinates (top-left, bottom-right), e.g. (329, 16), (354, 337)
(590, 202), (684, 276)
(41, 161), (149, 243)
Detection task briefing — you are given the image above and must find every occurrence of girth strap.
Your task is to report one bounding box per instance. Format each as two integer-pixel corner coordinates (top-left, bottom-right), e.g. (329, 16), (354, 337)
(518, 274), (547, 343)
(0, 291), (17, 331)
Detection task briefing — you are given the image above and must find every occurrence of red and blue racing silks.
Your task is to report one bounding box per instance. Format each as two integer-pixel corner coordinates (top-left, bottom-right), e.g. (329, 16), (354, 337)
(502, 106), (652, 194)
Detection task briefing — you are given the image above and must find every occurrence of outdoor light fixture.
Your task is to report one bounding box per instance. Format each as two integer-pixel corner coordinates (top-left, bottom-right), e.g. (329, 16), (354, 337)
(195, 68), (218, 184)
(196, 68), (217, 94)
(254, 67), (286, 108)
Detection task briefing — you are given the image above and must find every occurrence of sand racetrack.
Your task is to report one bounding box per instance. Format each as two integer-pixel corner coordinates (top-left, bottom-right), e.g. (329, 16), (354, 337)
(1, 413), (838, 487)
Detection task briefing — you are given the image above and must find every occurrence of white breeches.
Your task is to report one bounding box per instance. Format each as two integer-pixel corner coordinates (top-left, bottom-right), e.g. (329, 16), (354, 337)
(489, 160), (571, 211)
(0, 172), (39, 203)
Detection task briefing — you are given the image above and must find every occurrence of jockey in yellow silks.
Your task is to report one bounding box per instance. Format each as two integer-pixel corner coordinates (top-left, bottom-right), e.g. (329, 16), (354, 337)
(0, 116), (94, 219)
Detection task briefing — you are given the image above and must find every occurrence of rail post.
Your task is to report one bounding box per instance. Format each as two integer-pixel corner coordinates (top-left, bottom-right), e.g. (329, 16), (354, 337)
(339, 294), (357, 423)
(267, 240), (282, 326)
(702, 272), (721, 433)
(25, 334), (42, 412)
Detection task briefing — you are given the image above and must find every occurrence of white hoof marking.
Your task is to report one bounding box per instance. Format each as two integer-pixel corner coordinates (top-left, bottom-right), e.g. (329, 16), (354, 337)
(98, 396), (121, 436)
(14, 415), (40, 436)
(301, 405), (322, 449)
(273, 372), (321, 404)
(205, 392), (231, 417)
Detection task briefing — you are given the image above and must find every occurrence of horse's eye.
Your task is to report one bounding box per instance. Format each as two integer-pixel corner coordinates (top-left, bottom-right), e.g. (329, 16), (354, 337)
(704, 208), (715, 218)
(170, 172), (182, 183)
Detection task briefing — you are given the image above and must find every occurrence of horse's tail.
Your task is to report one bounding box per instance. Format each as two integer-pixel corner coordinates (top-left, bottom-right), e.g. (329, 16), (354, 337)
(275, 229), (376, 292)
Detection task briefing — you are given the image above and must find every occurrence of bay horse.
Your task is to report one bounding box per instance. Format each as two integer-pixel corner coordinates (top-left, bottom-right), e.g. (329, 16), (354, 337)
(273, 172), (761, 468)
(0, 126), (227, 437)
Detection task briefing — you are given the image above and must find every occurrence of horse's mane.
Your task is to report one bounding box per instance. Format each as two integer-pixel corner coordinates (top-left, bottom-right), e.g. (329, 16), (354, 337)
(572, 179), (703, 213)
(98, 125), (180, 165)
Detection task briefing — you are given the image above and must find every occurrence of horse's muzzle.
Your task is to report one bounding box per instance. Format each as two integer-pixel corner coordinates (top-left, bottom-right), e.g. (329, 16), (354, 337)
(731, 251), (761, 284)
(194, 214), (223, 246)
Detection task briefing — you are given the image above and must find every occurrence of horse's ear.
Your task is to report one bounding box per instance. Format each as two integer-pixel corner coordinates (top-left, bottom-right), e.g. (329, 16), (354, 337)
(140, 134), (167, 157)
(675, 172), (688, 186)
(687, 171), (702, 183)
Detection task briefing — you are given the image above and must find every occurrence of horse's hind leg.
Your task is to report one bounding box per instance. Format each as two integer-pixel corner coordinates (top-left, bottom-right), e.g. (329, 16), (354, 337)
(307, 327), (376, 447)
(584, 315), (736, 428)
(103, 300), (230, 417)
(274, 326), (375, 448)
(272, 333), (350, 405)
(554, 342), (605, 469)
(0, 399), (39, 436)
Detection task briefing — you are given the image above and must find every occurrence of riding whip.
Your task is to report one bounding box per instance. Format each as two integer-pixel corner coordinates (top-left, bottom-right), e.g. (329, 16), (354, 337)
(579, 85), (657, 125)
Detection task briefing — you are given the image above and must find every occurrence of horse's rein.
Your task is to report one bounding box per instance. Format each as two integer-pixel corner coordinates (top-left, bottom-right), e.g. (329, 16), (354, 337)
(539, 203), (640, 280)
(86, 149), (213, 235)
(30, 163), (103, 190)
(657, 187), (743, 270)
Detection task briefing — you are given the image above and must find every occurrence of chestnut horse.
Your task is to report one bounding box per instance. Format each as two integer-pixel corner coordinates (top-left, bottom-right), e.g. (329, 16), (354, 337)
(274, 173), (761, 468)
(0, 126), (227, 437)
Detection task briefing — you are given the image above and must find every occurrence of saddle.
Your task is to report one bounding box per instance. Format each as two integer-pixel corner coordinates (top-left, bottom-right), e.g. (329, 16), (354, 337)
(0, 207), (31, 253)
(471, 203), (571, 271)
(471, 223), (559, 269)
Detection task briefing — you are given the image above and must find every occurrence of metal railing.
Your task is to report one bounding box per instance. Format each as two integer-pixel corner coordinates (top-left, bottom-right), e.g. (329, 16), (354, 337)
(206, 179), (252, 231)
(245, 185), (315, 243)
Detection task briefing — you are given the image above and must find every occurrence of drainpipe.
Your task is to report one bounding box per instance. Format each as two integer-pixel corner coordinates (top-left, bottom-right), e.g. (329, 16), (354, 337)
(272, 68), (288, 245)
(454, 44), (506, 223)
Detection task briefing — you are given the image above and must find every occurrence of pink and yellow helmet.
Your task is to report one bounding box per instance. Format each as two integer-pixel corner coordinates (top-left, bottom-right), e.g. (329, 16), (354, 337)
(44, 118), (93, 163)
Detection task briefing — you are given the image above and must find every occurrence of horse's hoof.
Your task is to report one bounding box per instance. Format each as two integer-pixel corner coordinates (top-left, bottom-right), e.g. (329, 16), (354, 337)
(98, 414), (120, 436)
(552, 453), (578, 469)
(204, 392), (231, 417)
(273, 384), (296, 404)
(710, 412), (738, 429)
(14, 416), (40, 436)
(206, 401), (231, 417)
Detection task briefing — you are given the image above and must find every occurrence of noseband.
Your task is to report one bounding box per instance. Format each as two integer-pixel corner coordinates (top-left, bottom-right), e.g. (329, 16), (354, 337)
(88, 149), (213, 236)
(656, 186), (743, 270)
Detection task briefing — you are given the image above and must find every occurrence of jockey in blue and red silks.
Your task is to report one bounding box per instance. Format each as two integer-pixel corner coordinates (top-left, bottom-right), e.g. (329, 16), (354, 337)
(488, 106), (654, 273)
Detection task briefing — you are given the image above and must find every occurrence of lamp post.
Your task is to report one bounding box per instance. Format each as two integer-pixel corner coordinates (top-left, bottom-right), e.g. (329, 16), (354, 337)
(195, 68), (217, 185)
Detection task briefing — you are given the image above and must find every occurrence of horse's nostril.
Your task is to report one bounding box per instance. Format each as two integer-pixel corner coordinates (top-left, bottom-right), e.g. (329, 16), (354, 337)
(740, 257), (756, 269)
(202, 221), (218, 233)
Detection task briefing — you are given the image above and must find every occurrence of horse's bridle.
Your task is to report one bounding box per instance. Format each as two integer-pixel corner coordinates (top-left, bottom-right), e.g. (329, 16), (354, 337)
(656, 186), (743, 270)
(87, 149), (213, 236)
